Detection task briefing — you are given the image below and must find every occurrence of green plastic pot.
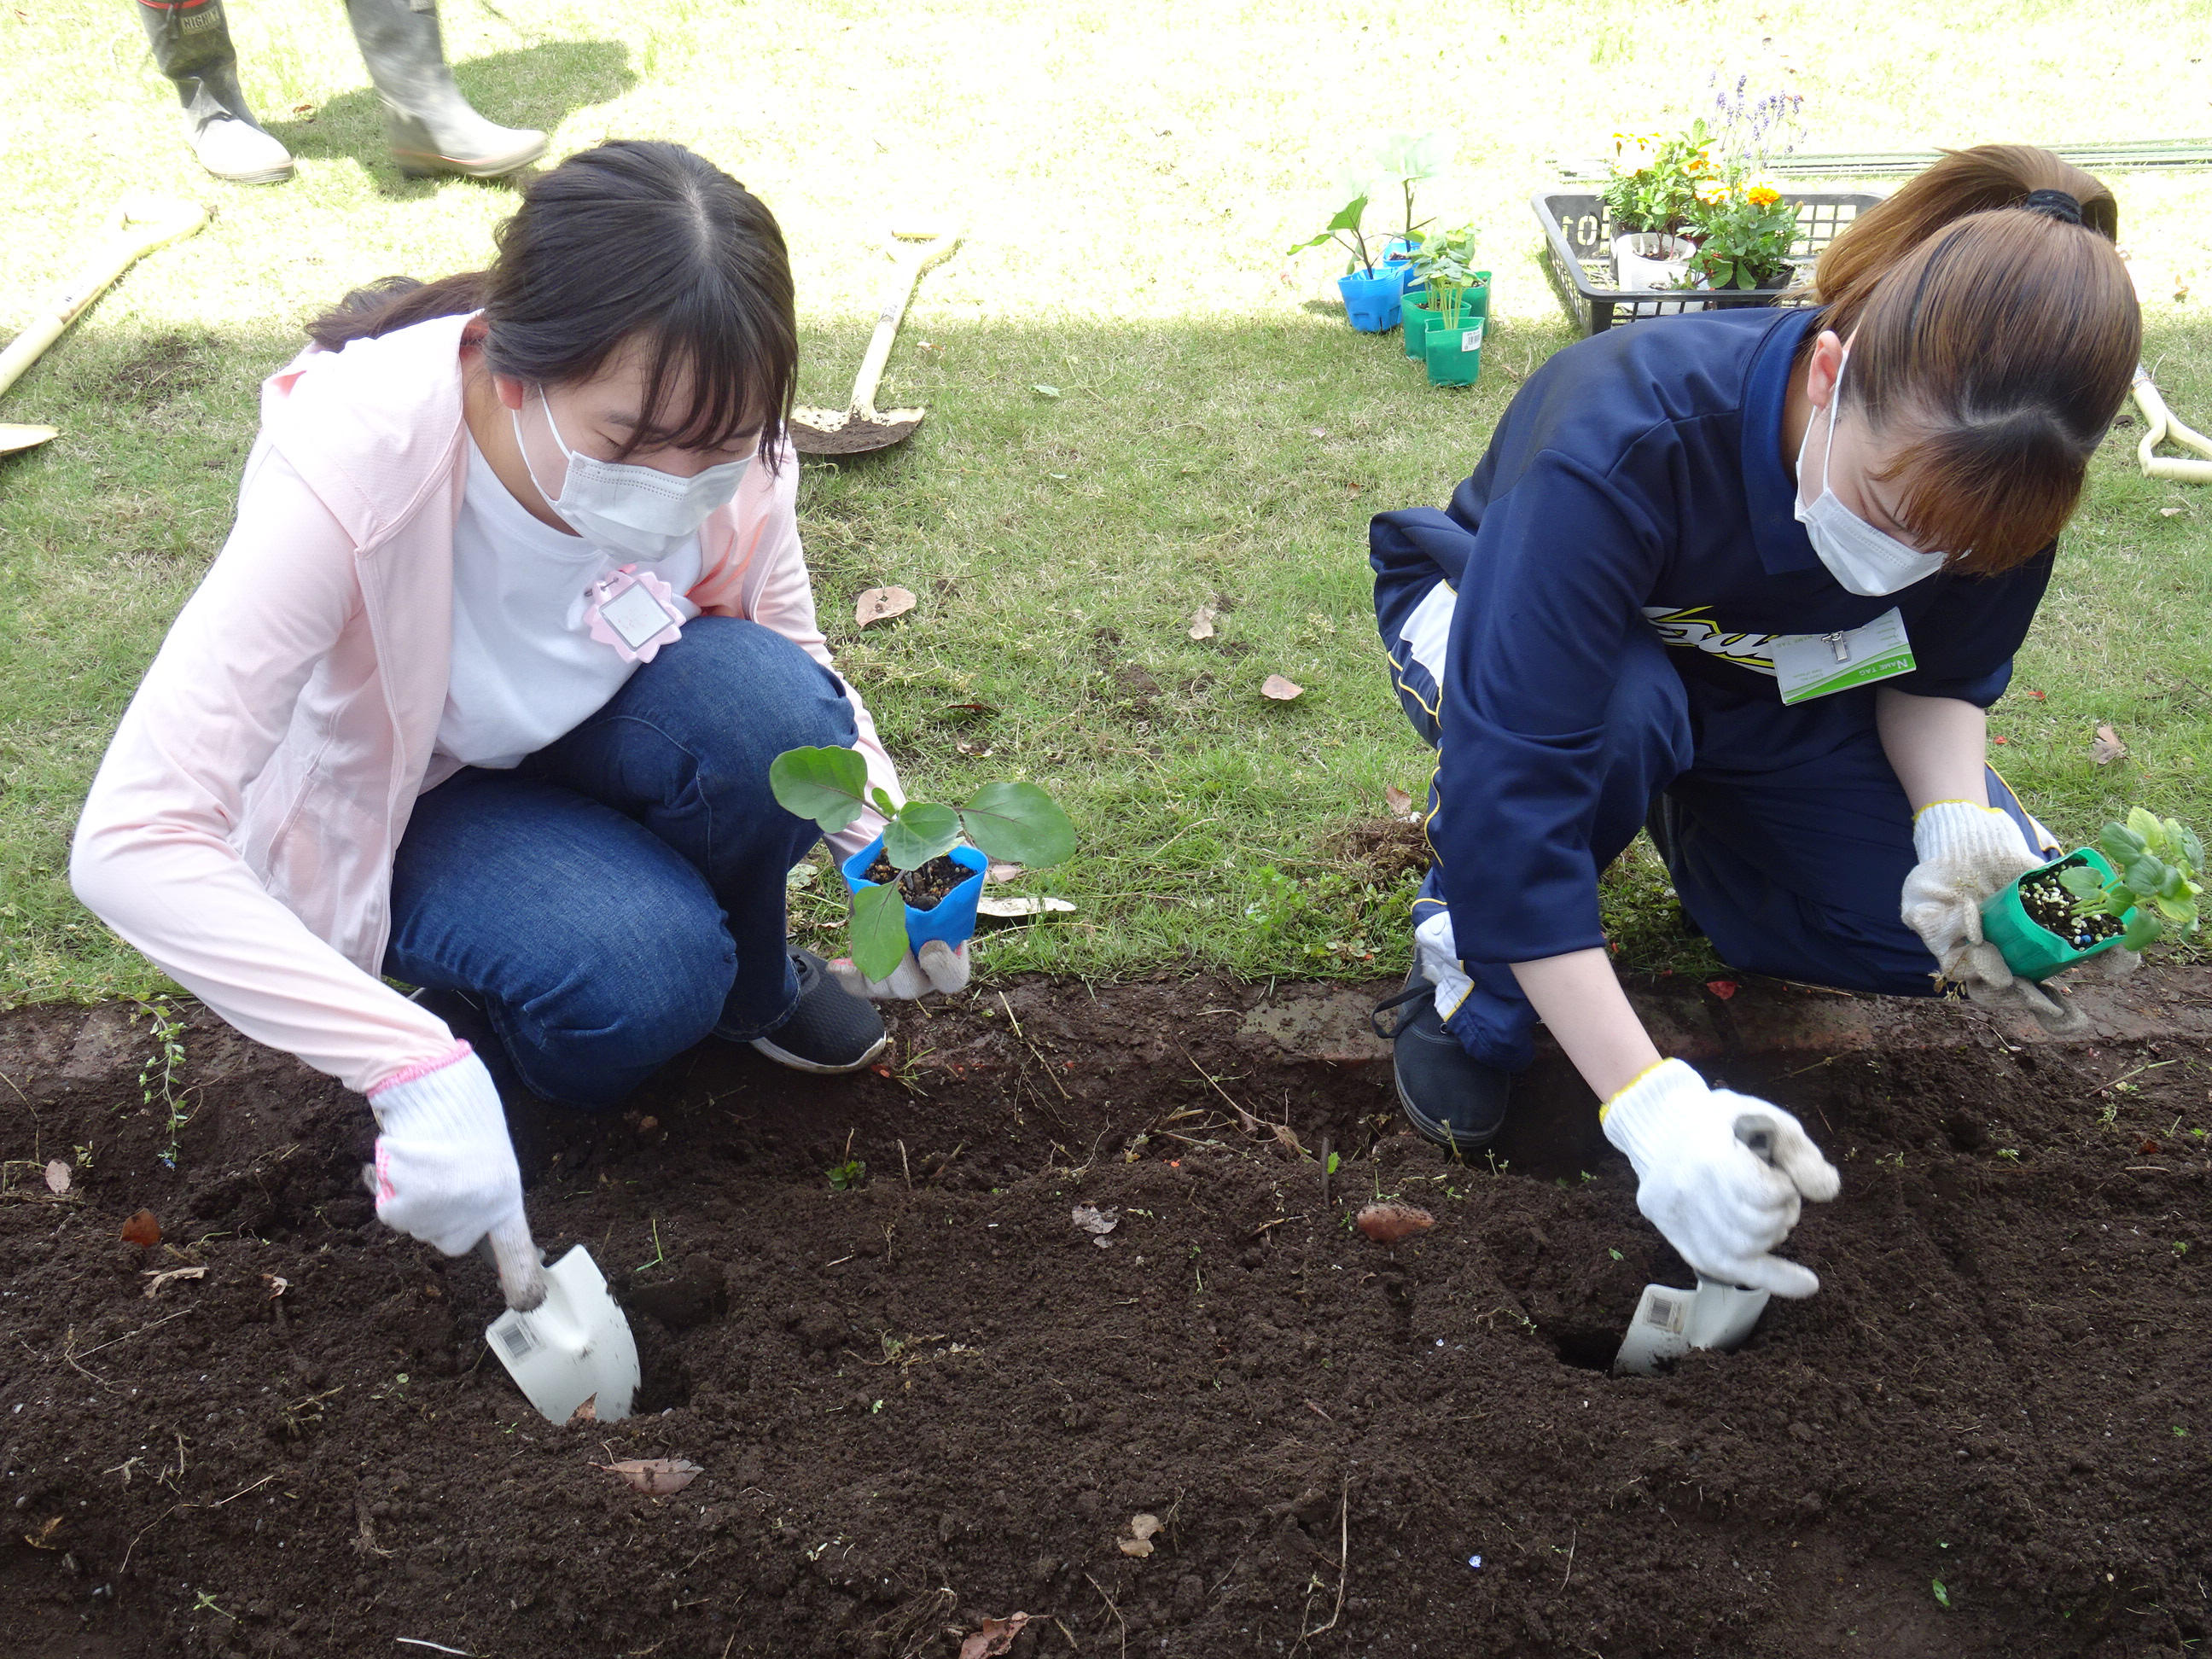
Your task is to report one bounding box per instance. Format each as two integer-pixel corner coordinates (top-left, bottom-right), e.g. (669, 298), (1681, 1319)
(1400, 293), (1432, 358)
(1424, 316), (1484, 387)
(1980, 847), (2136, 981)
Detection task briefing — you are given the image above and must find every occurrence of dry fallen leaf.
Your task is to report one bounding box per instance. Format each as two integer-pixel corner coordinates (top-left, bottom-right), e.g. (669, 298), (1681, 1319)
(1383, 784), (1416, 819)
(2090, 722), (2128, 765)
(958, 1613), (1032, 1659)
(1260, 674), (1304, 701)
(1072, 1204), (1121, 1237)
(975, 894), (1077, 919)
(1356, 1202), (1435, 1246)
(119, 1209), (161, 1248)
(637, 1115), (659, 1132)
(1118, 1512), (1165, 1555)
(1130, 1513), (1164, 1540)
(22, 1516), (61, 1550)
(986, 862), (1024, 884)
(2160, 507), (2186, 518)
(1118, 1536), (1153, 1557)
(43, 1160), (69, 1195)
(594, 1457), (701, 1496)
(568, 1394), (597, 1424)
(262, 1274), (289, 1299)
(1188, 605), (1217, 642)
(142, 1265), (207, 1300)
(854, 585), (917, 627)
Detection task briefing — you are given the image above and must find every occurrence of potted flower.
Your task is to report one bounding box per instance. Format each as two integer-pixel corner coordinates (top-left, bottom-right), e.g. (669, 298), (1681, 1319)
(1288, 178), (1402, 334)
(769, 746), (1076, 981)
(1981, 809), (2202, 981)
(1681, 82), (1807, 294)
(1601, 122), (1709, 291)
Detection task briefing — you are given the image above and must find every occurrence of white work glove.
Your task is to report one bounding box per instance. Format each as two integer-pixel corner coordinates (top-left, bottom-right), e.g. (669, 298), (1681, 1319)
(830, 938), (970, 1001)
(366, 1051), (546, 1310)
(1901, 800), (2109, 1034)
(1602, 1059), (1841, 1298)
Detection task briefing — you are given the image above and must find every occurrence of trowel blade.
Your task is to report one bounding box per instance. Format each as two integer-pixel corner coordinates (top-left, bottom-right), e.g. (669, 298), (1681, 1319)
(485, 1244), (640, 1423)
(1612, 1277), (1772, 1376)
(0, 423), (58, 455)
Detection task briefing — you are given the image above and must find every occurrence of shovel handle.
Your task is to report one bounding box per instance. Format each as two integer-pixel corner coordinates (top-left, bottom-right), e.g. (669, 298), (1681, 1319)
(483, 1213), (550, 1313)
(2133, 364), (2212, 482)
(847, 227), (962, 420)
(0, 195), (209, 402)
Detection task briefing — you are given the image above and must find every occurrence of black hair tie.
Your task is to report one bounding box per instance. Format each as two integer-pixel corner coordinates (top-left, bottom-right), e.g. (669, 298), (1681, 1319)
(2022, 188), (2083, 224)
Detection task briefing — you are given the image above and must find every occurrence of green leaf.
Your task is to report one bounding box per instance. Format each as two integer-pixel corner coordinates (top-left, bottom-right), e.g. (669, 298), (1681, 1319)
(2127, 806), (2164, 843)
(2174, 823), (2203, 873)
(882, 802), (963, 870)
(849, 881), (910, 982)
(2100, 822), (2146, 863)
(2123, 855), (2169, 899)
(768, 746), (870, 834)
(2058, 866), (2105, 904)
(1325, 195), (1371, 235)
(1931, 1580), (1950, 1610)
(958, 782), (1076, 866)
(2121, 912), (2166, 951)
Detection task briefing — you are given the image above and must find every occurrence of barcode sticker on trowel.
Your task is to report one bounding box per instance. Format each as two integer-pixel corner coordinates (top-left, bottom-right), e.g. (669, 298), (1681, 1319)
(1643, 1295), (1685, 1334)
(498, 1320), (537, 1360)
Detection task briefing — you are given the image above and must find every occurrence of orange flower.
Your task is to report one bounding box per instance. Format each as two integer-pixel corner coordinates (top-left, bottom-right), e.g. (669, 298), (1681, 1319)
(1746, 183), (1783, 207)
(1695, 178), (1731, 206)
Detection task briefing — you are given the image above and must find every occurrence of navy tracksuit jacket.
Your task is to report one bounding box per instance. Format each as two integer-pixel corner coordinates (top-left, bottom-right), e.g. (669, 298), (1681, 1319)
(1371, 306), (2054, 1070)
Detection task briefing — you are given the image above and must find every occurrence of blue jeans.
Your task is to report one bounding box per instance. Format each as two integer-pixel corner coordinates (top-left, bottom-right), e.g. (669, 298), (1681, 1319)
(382, 618), (859, 1109)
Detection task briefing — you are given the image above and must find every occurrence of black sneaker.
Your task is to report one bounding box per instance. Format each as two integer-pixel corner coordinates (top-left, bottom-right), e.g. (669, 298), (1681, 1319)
(1371, 968), (1512, 1152)
(750, 949), (890, 1074)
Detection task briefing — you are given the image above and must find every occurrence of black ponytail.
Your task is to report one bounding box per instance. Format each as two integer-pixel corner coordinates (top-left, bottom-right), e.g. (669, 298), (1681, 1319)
(306, 142), (798, 466)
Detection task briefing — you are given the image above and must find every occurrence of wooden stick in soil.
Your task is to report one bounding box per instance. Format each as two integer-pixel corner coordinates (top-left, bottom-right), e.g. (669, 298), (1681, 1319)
(1086, 1572), (1129, 1659)
(1320, 1134), (1332, 1208)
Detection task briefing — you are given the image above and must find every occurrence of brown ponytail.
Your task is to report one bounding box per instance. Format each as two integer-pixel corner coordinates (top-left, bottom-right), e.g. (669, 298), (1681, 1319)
(1804, 144), (2139, 574)
(307, 271), (491, 352)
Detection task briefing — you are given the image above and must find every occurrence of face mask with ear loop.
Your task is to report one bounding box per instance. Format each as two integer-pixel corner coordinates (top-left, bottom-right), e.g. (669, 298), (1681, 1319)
(1792, 350), (1950, 597)
(513, 387), (752, 563)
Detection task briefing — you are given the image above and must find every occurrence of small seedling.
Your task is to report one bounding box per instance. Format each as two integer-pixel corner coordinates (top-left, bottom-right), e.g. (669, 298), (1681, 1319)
(1931, 1580), (1951, 1610)
(1324, 1151), (1341, 1177)
(2057, 808), (2204, 950)
(128, 998), (191, 1168)
(1996, 1148), (2022, 1162)
(636, 1216), (668, 1273)
(770, 745), (1074, 981)
(827, 1159), (868, 1192)
(2174, 1241), (2191, 1257)
(1608, 1249), (1625, 1260)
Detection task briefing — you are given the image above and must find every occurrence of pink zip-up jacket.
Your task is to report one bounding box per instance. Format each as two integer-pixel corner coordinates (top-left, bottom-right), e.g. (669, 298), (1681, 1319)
(70, 311), (899, 1097)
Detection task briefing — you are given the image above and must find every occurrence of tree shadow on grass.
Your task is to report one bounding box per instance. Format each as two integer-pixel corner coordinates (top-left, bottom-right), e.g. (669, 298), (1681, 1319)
(262, 38), (636, 199)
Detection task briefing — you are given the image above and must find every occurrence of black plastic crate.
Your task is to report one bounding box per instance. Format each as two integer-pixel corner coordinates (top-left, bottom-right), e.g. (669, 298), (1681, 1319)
(1532, 189), (1883, 334)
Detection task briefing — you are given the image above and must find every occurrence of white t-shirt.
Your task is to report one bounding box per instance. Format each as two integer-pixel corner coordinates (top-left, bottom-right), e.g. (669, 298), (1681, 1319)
(434, 435), (702, 771)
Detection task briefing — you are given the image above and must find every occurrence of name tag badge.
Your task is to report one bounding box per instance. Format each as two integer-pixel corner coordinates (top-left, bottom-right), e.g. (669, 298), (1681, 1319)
(1769, 608), (1915, 705)
(585, 566), (685, 664)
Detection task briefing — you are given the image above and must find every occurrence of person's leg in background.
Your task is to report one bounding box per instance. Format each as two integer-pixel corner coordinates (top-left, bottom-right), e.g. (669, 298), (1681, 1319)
(522, 616), (886, 1073)
(131, 0), (296, 183)
(341, 0), (544, 178)
(1372, 564), (1693, 1150)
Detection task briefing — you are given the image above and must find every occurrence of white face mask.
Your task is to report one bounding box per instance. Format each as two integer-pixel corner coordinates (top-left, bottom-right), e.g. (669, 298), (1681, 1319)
(514, 388), (751, 562)
(1792, 352), (1948, 597)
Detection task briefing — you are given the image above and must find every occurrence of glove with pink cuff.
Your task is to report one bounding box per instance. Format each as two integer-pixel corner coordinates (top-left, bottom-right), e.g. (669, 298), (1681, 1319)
(368, 1047), (547, 1310)
(1602, 1059), (1842, 1298)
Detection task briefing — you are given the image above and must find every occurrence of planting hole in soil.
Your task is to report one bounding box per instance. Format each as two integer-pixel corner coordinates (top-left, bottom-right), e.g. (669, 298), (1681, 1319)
(864, 851), (966, 910)
(3, 977), (2209, 1656)
(2019, 857), (2126, 951)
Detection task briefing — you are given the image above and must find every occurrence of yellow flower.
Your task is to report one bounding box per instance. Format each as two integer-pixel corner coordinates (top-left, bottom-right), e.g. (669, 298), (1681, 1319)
(1746, 184), (1783, 207)
(1695, 178), (1731, 206)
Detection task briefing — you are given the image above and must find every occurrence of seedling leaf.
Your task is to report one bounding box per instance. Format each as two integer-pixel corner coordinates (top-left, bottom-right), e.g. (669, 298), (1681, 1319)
(958, 782), (1076, 866)
(768, 747), (870, 834)
(849, 882), (910, 983)
(882, 802), (963, 870)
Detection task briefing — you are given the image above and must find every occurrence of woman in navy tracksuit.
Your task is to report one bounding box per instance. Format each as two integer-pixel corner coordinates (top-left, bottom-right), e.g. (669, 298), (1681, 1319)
(1370, 146), (2141, 1298)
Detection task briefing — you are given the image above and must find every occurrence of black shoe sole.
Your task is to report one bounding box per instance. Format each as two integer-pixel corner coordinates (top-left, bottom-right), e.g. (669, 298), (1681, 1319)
(748, 1030), (891, 1075)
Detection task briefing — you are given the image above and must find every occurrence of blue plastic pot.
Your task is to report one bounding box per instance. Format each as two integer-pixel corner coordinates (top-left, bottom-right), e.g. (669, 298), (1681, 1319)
(841, 835), (987, 953)
(1382, 239), (1421, 293)
(1337, 267), (1403, 333)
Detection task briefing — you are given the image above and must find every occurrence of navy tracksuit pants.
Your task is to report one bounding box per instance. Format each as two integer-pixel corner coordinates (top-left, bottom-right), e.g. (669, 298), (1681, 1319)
(1375, 555), (2052, 1073)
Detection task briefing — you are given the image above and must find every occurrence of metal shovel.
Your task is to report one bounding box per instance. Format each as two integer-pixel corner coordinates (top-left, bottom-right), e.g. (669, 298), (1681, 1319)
(789, 224), (961, 457)
(2131, 364), (2212, 484)
(1, 195), (210, 456)
(485, 1244), (640, 1423)
(1612, 1115), (1784, 1376)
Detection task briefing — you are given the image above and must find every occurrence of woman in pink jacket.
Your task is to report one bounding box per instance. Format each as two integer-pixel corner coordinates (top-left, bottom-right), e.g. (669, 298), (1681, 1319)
(70, 142), (955, 1307)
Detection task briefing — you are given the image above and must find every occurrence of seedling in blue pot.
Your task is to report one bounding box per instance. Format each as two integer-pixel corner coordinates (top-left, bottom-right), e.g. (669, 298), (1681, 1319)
(770, 746), (1076, 983)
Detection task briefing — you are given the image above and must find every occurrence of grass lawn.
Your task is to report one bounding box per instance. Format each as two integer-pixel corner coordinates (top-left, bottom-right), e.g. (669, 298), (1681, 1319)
(3, 0), (2211, 1006)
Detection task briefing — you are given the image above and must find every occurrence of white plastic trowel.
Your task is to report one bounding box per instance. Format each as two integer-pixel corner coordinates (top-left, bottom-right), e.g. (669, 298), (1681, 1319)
(1611, 1114), (1782, 1376)
(485, 1245), (640, 1422)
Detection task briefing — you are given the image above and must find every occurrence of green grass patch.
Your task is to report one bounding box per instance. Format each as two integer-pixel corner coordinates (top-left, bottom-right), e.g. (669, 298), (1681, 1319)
(4, 0), (2211, 1004)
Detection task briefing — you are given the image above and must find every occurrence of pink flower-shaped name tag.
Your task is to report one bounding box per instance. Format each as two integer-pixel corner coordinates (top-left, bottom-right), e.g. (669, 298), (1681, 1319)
(585, 565), (685, 663)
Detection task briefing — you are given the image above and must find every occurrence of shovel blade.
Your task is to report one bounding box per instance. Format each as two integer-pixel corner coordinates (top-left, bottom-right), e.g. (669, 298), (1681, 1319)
(486, 1245), (640, 1423)
(1612, 1278), (1771, 1376)
(0, 423), (57, 455)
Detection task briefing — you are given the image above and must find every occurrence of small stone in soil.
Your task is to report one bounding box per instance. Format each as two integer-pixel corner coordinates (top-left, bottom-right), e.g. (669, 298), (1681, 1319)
(865, 853), (966, 910)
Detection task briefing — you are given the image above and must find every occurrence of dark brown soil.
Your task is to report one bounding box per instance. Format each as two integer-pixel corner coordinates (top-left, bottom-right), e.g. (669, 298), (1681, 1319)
(2020, 860), (2125, 950)
(864, 853), (969, 911)
(2, 980), (2209, 1658)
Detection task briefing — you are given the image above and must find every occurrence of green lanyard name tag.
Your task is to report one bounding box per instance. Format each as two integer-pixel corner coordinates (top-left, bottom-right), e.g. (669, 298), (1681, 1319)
(1768, 608), (1915, 705)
